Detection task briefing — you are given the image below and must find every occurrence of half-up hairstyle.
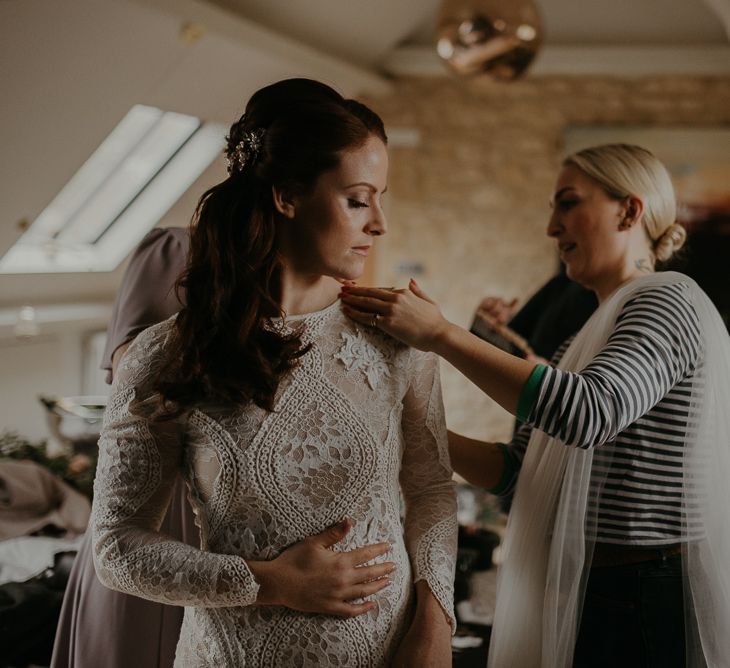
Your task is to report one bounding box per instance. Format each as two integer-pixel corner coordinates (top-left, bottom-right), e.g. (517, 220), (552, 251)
(156, 79), (386, 413)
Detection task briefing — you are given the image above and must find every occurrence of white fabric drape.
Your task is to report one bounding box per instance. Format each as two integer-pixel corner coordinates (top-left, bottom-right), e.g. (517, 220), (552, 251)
(487, 272), (730, 668)
(683, 277), (730, 668)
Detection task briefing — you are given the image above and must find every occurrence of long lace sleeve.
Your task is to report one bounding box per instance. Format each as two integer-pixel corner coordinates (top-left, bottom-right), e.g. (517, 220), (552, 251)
(91, 322), (260, 608)
(399, 350), (458, 632)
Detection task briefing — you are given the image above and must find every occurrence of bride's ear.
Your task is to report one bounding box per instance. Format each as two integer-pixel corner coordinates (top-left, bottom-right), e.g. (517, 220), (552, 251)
(272, 184), (296, 219)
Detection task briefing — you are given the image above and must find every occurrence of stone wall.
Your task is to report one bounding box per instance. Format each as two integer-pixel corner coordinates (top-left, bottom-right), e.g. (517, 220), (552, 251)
(365, 75), (730, 441)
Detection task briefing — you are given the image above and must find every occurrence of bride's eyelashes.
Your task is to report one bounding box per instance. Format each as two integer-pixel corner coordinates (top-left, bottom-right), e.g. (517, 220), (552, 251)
(347, 198), (368, 209)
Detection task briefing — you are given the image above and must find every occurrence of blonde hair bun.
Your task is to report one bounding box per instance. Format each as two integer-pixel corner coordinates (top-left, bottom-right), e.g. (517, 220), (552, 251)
(653, 223), (687, 262)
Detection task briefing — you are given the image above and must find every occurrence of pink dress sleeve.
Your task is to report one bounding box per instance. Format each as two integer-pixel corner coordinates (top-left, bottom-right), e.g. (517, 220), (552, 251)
(100, 227), (189, 383)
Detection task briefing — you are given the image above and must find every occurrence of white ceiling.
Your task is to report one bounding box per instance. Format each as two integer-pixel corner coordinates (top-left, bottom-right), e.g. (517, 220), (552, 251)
(208, 0), (444, 67)
(214, 0), (729, 63)
(1, 0), (728, 309)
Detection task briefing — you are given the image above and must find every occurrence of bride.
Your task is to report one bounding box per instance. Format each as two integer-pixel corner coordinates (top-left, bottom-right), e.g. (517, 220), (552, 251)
(90, 78), (456, 667)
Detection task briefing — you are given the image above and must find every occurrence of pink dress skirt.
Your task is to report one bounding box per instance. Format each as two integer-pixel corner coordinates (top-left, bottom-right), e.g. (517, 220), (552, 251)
(52, 227), (194, 668)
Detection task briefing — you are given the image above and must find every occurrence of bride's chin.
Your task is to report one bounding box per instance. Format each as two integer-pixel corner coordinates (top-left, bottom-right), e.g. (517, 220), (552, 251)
(337, 261), (365, 282)
(327, 267), (363, 282)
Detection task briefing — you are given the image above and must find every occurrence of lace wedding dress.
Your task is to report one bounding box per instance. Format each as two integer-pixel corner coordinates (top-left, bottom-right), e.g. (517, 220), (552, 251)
(91, 301), (457, 667)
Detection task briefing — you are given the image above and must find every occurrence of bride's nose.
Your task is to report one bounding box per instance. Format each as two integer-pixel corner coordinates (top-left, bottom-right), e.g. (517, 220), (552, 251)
(366, 209), (387, 236)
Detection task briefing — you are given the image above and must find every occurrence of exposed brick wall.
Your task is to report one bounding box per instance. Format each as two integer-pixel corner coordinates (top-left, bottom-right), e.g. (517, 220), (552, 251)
(365, 75), (730, 440)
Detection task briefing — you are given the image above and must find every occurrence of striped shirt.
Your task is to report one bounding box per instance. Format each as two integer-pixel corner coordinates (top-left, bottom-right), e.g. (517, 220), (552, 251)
(500, 282), (703, 545)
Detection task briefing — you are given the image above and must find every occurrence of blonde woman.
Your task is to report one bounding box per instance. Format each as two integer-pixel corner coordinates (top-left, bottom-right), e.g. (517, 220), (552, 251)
(341, 144), (730, 667)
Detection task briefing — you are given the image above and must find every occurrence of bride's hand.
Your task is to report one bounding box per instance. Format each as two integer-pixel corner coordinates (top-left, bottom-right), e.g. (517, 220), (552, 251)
(249, 518), (396, 617)
(339, 279), (451, 352)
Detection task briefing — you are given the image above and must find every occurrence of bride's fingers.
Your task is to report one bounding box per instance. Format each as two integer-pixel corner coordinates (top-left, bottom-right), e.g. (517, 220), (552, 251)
(330, 600), (376, 618)
(342, 577), (392, 602)
(349, 561), (396, 580)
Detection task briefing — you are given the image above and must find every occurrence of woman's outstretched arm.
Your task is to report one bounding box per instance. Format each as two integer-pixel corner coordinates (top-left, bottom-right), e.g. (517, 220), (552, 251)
(449, 421), (533, 500)
(340, 281), (538, 417)
(447, 430), (505, 490)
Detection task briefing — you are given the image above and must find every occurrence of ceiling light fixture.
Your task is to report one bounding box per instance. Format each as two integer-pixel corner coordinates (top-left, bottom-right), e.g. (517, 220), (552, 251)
(435, 0), (543, 80)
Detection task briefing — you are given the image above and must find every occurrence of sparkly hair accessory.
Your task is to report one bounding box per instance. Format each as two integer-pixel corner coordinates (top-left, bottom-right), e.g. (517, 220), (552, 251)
(226, 127), (266, 174)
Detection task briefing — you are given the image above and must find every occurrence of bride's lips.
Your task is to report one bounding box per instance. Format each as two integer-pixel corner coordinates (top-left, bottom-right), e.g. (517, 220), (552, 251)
(351, 246), (371, 257)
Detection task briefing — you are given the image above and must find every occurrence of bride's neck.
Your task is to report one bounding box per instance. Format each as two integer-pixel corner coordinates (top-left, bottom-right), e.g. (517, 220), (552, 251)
(277, 268), (340, 316)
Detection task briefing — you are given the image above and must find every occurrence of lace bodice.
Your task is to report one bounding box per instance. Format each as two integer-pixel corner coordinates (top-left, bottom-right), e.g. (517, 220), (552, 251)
(91, 301), (457, 667)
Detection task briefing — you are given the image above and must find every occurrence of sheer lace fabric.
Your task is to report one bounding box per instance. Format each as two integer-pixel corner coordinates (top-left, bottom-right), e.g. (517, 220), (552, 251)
(91, 301), (457, 667)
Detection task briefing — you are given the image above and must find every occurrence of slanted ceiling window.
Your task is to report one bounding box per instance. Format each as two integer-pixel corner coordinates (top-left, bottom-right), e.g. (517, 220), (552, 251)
(0, 105), (225, 274)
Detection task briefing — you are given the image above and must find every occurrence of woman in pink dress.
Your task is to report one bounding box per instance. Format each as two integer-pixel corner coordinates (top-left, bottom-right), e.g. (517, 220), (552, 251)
(51, 226), (198, 668)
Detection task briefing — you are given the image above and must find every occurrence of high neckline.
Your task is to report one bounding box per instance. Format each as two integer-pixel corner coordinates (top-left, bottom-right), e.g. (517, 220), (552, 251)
(270, 298), (341, 322)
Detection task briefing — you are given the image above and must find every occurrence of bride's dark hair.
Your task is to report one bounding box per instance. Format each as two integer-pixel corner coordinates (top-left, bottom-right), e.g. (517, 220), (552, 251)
(155, 79), (386, 413)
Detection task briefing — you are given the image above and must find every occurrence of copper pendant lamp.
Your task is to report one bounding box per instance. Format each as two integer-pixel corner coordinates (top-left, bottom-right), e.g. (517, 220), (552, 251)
(435, 0), (543, 80)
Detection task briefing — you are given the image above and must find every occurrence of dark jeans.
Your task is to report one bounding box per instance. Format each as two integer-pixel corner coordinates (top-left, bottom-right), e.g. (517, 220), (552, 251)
(573, 554), (686, 668)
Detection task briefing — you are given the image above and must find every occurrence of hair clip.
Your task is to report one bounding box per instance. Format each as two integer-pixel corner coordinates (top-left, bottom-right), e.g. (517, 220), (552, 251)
(226, 128), (266, 174)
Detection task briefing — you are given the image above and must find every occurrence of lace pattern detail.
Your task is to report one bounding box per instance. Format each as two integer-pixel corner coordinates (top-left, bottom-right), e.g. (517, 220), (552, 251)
(91, 309), (456, 665)
(91, 321), (259, 611)
(413, 516), (459, 631)
(334, 329), (396, 390)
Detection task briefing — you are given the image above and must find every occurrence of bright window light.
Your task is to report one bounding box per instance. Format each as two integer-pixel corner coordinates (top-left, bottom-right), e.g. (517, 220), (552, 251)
(0, 105), (225, 274)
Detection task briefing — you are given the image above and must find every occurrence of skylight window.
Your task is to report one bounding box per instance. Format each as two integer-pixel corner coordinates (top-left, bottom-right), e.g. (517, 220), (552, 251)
(0, 105), (225, 274)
